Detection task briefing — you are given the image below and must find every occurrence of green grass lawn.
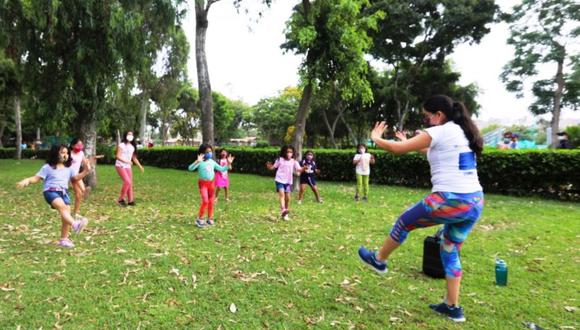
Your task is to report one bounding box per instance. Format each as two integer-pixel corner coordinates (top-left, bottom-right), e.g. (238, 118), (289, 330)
(0, 159), (578, 329)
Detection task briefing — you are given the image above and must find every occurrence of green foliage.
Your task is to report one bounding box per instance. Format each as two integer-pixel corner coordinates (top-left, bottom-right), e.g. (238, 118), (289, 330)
(282, 0), (383, 104)
(500, 0), (579, 114)
(252, 88), (299, 144)
(212, 91), (236, 143)
(5, 147), (574, 200)
(565, 125), (580, 148)
(364, 0), (497, 128)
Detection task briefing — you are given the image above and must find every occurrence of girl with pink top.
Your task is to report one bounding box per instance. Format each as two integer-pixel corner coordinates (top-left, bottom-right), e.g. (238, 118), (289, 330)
(214, 148), (231, 202)
(266, 145), (307, 221)
(69, 138), (86, 217)
(115, 131), (144, 206)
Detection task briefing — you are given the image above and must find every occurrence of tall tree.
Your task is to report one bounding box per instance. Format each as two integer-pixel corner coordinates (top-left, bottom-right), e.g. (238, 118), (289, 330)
(194, 0), (272, 145)
(17, 1), (185, 187)
(282, 0), (383, 160)
(366, 0), (497, 129)
(500, 0), (579, 147)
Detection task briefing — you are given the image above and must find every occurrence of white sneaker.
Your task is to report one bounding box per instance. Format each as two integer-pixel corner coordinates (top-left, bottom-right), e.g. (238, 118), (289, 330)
(297, 200), (302, 205)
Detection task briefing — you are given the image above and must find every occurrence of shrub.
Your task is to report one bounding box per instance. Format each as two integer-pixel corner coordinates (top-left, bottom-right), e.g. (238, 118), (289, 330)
(2, 147), (578, 200)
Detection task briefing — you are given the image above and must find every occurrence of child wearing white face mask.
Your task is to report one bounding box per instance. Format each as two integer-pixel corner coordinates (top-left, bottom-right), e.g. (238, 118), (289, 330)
(115, 131), (144, 206)
(297, 150), (323, 204)
(353, 144), (375, 201)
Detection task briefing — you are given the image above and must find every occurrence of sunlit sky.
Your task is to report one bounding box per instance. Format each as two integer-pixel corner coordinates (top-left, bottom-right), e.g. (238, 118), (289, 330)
(180, 0), (579, 127)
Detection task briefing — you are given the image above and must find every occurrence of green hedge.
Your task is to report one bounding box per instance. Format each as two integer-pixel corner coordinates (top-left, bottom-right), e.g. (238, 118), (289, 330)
(2, 147), (578, 201)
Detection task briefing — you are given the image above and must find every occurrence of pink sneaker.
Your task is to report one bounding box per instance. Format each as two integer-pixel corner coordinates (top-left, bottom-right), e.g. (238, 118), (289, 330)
(58, 238), (75, 248)
(72, 217), (88, 234)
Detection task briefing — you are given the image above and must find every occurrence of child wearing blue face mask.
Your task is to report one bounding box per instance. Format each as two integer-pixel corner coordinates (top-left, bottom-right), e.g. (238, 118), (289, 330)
(188, 144), (235, 227)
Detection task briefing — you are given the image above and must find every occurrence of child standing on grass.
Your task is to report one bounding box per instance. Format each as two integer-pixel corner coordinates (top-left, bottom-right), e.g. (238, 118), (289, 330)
(353, 144), (375, 201)
(16, 144), (91, 248)
(266, 145), (307, 220)
(115, 131), (144, 207)
(188, 144), (234, 228)
(297, 150), (323, 204)
(69, 137), (89, 218)
(357, 95), (485, 323)
(214, 148), (231, 202)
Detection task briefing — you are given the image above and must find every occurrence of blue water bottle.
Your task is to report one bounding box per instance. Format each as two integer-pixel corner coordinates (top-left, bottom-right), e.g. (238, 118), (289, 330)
(495, 259), (508, 286)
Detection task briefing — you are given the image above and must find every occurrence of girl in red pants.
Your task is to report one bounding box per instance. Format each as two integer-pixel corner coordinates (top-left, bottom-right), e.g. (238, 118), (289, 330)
(188, 144), (234, 227)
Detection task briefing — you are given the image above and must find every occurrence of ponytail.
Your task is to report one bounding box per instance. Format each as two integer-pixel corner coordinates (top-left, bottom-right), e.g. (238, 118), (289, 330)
(452, 101), (483, 157)
(423, 95), (483, 157)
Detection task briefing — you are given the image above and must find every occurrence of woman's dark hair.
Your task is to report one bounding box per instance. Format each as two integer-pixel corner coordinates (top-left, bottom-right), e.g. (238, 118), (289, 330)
(279, 145), (295, 159)
(121, 131), (137, 155)
(46, 144), (72, 168)
(69, 137), (82, 149)
(423, 95), (483, 157)
(198, 143), (213, 156)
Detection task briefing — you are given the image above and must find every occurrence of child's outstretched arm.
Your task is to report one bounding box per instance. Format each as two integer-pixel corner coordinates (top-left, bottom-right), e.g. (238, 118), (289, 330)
(265, 161), (276, 171)
(188, 154), (205, 171)
(16, 175), (42, 188)
(214, 155), (234, 172)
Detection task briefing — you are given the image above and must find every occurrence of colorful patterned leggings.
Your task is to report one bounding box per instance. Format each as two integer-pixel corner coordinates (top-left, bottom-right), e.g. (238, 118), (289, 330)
(389, 191), (484, 278)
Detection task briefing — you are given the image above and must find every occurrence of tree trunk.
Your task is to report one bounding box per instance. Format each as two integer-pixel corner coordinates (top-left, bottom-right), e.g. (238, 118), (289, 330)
(551, 59), (565, 148)
(340, 114), (357, 145)
(14, 96), (22, 160)
(292, 82), (314, 159)
(139, 93), (149, 143)
(0, 120), (6, 148)
(195, 1), (214, 145)
(320, 107), (337, 148)
(79, 115), (98, 189)
(291, 82), (313, 190)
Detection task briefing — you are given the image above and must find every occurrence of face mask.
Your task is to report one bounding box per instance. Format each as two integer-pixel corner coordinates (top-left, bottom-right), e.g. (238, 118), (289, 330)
(58, 154), (68, 163)
(74, 144), (84, 152)
(286, 152), (293, 159)
(306, 155), (313, 161)
(557, 136), (565, 141)
(503, 139), (511, 144)
(358, 149), (365, 154)
(127, 135), (134, 142)
(204, 152), (212, 159)
(422, 116), (434, 127)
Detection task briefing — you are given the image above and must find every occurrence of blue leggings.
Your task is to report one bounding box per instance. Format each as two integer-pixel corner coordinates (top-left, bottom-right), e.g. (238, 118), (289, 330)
(389, 192), (484, 278)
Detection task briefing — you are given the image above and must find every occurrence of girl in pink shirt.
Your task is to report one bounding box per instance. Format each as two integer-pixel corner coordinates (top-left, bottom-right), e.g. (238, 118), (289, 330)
(266, 145), (307, 220)
(69, 138), (86, 217)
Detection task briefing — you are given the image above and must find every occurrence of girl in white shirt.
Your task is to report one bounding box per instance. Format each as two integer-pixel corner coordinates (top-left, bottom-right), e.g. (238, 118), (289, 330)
(115, 131), (144, 206)
(358, 95), (484, 323)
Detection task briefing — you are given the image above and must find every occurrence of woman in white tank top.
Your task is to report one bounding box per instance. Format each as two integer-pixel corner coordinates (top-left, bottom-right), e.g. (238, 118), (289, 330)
(358, 95), (485, 323)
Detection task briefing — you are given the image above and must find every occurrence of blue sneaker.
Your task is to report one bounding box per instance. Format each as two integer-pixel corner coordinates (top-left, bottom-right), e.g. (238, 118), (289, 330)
(358, 246), (387, 274)
(195, 218), (206, 228)
(429, 303), (466, 322)
(206, 218), (214, 226)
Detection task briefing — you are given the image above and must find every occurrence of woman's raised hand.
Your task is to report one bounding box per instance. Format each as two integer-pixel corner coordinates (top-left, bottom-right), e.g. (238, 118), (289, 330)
(395, 130), (408, 141)
(371, 121), (388, 142)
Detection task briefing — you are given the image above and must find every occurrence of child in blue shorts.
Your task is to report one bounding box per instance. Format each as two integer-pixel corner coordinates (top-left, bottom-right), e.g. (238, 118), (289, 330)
(17, 144), (92, 248)
(297, 150), (323, 204)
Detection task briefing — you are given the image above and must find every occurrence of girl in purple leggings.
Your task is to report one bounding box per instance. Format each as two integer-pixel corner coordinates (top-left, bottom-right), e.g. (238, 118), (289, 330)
(358, 95), (485, 323)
